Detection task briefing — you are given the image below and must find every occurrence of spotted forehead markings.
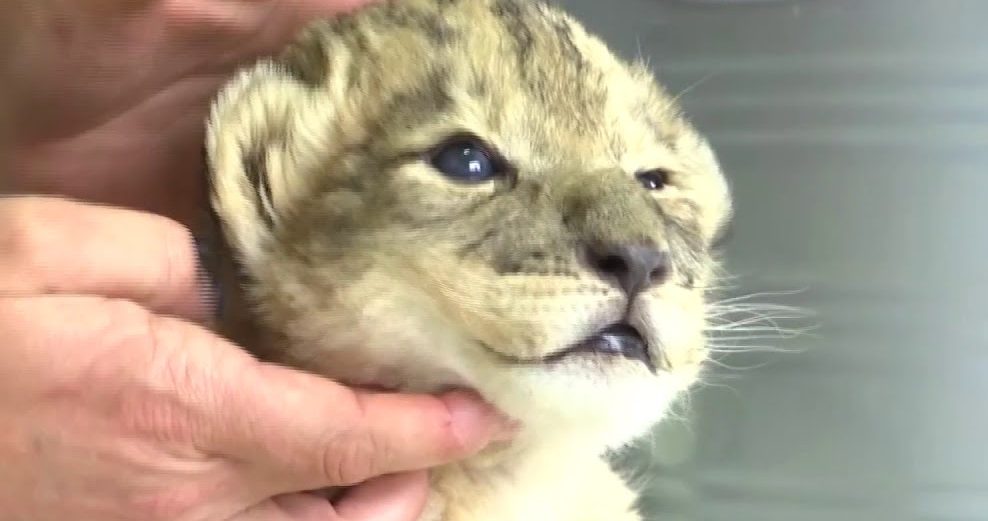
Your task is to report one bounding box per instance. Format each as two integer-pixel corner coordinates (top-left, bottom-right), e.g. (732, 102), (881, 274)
(321, 0), (667, 162)
(361, 66), (454, 140)
(541, 7), (586, 68)
(490, 0), (535, 63)
(493, 1), (611, 139)
(370, 2), (460, 45)
(632, 94), (687, 154)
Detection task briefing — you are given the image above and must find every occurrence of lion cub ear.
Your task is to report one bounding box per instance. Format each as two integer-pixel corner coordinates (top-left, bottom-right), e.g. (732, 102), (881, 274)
(205, 22), (350, 266)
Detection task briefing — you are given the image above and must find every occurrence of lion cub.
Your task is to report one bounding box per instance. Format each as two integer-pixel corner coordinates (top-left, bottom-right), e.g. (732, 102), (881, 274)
(204, 0), (732, 519)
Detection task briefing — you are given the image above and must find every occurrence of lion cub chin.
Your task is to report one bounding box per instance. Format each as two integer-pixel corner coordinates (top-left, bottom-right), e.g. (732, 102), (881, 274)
(203, 0), (732, 519)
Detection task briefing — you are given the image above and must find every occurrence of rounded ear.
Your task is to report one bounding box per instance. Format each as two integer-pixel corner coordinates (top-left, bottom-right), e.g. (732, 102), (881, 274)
(205, 23), (353, 267)
(206, 61), (302, 266)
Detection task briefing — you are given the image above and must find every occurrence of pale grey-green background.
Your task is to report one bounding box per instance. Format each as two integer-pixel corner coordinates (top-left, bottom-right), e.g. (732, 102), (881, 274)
(555, 1), (988, 520)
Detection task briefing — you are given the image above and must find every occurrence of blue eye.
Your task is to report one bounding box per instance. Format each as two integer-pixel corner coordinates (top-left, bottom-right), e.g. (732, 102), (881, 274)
(635, 169), (669, 191)
(430, 139), (503, 182)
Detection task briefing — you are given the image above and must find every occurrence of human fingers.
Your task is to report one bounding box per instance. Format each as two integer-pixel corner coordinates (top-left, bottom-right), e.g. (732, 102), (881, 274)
(2, 289), (514, 495)
(331, 471), (431, 521)
(0, 196), (213, 321)
(161, 0), (385, 65)
(203, 357), (516, 492)
(237, 472), (430, 521)
(232, 494), (337, 521)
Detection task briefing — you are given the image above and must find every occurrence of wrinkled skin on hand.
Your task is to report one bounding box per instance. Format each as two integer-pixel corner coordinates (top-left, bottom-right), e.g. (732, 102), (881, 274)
(0, 2), (515, 520)
(1, 0), (374, 227)
(0, 197), (513, 521)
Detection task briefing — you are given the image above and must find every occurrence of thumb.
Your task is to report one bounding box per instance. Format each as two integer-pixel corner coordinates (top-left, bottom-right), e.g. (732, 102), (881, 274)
(231, 494), (336, 521)
(331, 471), (431, 521)
(234, 472), (429, 521)
(201, 352), (517, 493)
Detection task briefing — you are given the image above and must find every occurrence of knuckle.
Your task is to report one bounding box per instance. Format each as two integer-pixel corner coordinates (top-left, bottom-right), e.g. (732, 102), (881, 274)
(150, 215), (196, 302)
(99, 295), (151, 324)
(144, 316), (214, 417)
(0, 197), (58, 292)
(115, 313), (207, 444)
(48, 298), (201, 444)
(321, 431), (387, 485)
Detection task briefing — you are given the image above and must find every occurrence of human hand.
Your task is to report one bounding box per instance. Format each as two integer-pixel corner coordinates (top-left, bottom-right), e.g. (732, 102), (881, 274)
(1, 0), (379, 227)
(0, 196), (515, 521)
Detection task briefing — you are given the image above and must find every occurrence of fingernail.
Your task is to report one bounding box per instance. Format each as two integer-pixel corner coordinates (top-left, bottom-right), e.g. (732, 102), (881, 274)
(192, 235), (223, 320)
(443, 391), (519, 449)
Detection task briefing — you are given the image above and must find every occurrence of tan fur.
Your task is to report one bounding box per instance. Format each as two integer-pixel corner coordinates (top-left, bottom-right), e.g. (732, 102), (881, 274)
(204, 0), (732, 519)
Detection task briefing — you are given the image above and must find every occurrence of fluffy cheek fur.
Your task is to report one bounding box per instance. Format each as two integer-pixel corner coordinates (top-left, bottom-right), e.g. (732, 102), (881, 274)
(487, 291), (707, 451)
(203, 0), (730, 462)
(248, 244), (708, 453)
(250, 254), (482, 393)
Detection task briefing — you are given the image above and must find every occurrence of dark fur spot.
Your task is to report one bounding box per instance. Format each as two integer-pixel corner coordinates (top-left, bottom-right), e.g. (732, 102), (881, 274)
(345, 56), (362, 91)
(650, 199), (709, 278)
(492, 0), (534, 64)
(489, 0), (603, 136)
(280, 25), (331, 87)
(641, 109), (684, 153)
(401, 67), (452, 117)
(457, 228), (498, 258)
(468, 76), (490, 98)
(631, 97), (679, 153)
(201, 144), (213, 189)
(514, 178), (547, 201)
(663, 214), (707, 288)
(418, 13), (457, 44)
(497, 260), (524, 274)
(548, 17), (584, 69)
(243, 148), (274, 228)
(492, 251), (533, 276)
(349, 25), (371, 55)
(376, 4), (458, 45)
(202, 144), (224, 227)
(360, 67), (453, 142)
(381, 183), (499, 232)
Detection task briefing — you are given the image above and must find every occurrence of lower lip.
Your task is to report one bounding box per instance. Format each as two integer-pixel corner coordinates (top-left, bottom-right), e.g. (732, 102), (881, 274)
(548, 327), (655, 371)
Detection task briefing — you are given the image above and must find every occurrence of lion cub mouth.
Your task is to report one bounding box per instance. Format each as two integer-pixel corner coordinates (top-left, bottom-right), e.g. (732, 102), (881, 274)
(548, 323), (655, 372)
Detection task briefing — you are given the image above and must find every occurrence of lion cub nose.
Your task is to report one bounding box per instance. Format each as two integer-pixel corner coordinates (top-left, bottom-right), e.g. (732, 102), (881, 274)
(588, 243), (669, 297)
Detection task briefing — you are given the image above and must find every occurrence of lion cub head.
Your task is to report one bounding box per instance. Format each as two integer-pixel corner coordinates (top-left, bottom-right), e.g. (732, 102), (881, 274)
(206, 0), (732, 452)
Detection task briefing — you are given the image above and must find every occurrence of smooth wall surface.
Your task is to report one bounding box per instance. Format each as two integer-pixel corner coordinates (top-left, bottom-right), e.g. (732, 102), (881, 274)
(556, 1), (988, 520)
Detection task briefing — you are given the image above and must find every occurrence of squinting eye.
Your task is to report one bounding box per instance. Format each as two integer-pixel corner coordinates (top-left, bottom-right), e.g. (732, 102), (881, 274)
(635, 169), (670, 191)
(430, 139), (503, 182)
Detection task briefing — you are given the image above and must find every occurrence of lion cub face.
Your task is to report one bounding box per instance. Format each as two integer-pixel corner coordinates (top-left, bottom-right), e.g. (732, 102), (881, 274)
(207, 0), (732, 450)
